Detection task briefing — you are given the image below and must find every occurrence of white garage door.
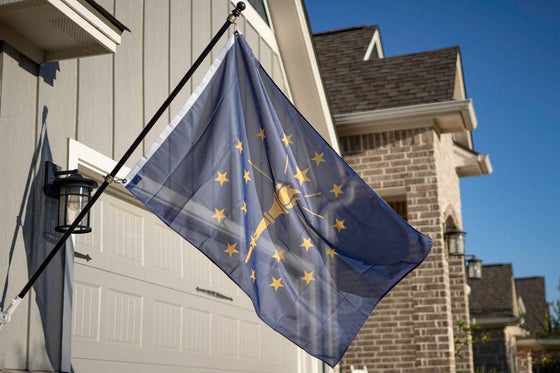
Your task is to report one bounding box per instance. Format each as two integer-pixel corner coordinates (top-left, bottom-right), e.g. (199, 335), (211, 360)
(70, 191), (300, 372)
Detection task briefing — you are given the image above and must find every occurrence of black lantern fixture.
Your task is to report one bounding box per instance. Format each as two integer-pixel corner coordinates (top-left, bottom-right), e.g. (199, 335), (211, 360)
(44, 161), (98, 234)
(466, 255), (483, 280)
(445, 227), (466, 256)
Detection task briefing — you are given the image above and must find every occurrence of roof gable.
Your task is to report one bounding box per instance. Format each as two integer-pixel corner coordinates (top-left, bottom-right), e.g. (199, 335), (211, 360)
(469, 264), (517, 318)
(314, 26), (460, 114)
(314, 26), (379, 64)
(516, 277), (548, 336)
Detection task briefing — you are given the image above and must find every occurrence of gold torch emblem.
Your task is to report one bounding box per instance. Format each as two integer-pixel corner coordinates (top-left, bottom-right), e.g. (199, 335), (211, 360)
(244, 183), (301, 263)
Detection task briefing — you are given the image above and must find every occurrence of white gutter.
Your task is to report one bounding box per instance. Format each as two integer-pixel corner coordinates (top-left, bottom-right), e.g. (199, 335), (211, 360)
(335, 99), (477, 135)
(454, 144), (493, 176)
(473, 316), (523, 327)
(517, 338), (560, 349)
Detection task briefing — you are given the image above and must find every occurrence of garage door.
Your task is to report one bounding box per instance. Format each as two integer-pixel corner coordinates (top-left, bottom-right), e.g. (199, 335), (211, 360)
(70, 191), (299, 372)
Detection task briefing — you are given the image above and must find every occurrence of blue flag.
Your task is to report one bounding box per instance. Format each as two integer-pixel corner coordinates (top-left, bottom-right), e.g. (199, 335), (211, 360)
(126, 34), (432, 367)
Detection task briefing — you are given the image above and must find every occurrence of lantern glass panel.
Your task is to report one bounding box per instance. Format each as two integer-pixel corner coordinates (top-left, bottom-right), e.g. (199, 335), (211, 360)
(57, 185), (92, 233)
(468, 259), (482, 279)
(446, 230), (465, 256)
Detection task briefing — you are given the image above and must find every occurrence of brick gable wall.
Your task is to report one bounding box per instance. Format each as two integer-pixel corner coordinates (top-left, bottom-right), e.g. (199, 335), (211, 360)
(337, 128), (473, 372)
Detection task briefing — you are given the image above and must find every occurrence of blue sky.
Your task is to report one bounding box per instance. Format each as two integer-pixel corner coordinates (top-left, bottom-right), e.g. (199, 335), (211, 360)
(305, 0), (560, 303)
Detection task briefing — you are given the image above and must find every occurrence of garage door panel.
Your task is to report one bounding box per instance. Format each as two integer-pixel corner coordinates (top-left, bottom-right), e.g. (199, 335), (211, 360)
(72, 265), (297, 371)
(149, 222), (184, 277)
(104, 288), (143, 346)
(72, 281), (101, 342)
(74, 200), (103, 252)
(76, 194), (252, 310)
(103, 198), (145, 263)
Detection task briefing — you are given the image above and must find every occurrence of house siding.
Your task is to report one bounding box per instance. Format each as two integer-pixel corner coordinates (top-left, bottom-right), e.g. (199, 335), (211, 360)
(0, 1), (290, 370)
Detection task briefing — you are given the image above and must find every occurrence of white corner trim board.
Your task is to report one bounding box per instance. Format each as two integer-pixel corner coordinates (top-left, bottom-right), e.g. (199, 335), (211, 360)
(68, 138), (130, 181)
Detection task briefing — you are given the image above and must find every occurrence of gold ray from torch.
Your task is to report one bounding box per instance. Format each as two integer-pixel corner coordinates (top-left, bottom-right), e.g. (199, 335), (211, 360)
(245, 183), (301, 263)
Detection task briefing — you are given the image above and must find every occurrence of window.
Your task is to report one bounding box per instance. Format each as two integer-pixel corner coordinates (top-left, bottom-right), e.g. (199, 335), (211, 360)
(247, 0), (269, 25)
(387, 200), (408, 221)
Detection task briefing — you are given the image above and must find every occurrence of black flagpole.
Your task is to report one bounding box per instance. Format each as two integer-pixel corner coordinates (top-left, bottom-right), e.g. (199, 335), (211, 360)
(0, 2), (246, 328)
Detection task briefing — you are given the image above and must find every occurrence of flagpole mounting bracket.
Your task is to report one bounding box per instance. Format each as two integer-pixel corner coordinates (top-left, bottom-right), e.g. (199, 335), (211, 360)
(228, 2), (246, 24)
(0, 296), (23, 329)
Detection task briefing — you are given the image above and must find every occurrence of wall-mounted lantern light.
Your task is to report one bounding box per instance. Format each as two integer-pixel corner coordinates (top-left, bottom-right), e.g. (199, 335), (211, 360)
(466, 255), (483, 280)
(44, 161), (97, 234)
(445, 227), (466, 256)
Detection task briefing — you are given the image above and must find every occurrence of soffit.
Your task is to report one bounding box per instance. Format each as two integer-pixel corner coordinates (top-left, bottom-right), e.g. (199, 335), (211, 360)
(0, 0), (127, 63)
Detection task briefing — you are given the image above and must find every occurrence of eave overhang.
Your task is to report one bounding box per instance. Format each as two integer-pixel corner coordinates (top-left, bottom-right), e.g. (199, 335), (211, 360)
(0, 0), (128, 64)
(472, 316), (524, 328)
(517, 338), (560, 350)
(454, 142), (493, 177)
(334, 99), (478, 136)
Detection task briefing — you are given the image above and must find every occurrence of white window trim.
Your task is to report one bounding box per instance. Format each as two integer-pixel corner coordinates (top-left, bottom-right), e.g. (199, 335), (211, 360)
(230, 0), (294, 101)
(232, 0), (278, 54)
(363, 29), (384, 60)
(68, 138), (130, 181)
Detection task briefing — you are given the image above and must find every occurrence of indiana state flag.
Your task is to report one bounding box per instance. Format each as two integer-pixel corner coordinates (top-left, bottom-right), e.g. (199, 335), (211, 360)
(125, 34), (432, 367)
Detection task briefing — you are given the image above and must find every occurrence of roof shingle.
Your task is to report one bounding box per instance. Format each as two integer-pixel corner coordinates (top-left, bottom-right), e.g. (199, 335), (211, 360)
(469, 264), (517, 319)
(516, 277), (548, 337)
(313, 26), (459, 114)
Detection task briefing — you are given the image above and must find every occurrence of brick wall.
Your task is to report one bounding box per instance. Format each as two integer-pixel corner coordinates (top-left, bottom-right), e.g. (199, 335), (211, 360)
(337, 128), (472, 372)
(437, 133), (474, 373)
(472, 328), (510, 373)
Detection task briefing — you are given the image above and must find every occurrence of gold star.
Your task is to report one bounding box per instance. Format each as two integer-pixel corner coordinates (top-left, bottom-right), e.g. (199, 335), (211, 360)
(281, 132), (293, 147)
(212, 208), (226, 223)
(311, 152), (325, 166)
(272, 249), (285, 263)
(294, 167), (311, 186)
(300, 237), (314, 252)
(224, 243), (238, 257)
(250, 269), (256, 283)
(269, 276), (284, 291)
(326, 248), (338, 259)
(333, 218), (346, 233)
(330, 184), (344, 197)
(257, 128), (266, 141)
(214, 171), (229, 186)
(243, 169), (251, 184)
(241, 201), (247, 215)
(301, 271), (316, 285)
(250, 235), (257, 247)
(235, 139), (243, 154)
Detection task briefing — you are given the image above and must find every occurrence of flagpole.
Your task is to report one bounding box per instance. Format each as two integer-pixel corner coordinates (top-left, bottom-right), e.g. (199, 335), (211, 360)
(0, 2), (246, 329)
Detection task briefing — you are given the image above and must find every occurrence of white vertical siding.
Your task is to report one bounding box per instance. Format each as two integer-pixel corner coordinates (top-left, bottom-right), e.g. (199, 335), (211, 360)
(76, 0), (114, 158)
(114, 0), (144, 165)
(169, 0), (192, 117)
(81, 0), (288, 162)
(143, 0), (170, 148)
(191, 0), (212, 89)
(0, 44), (38, 371)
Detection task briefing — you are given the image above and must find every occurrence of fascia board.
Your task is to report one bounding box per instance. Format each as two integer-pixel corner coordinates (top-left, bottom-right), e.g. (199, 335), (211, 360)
(335, 99), (478, 135)
(363, 28), (384, 60)
(0, 0), (123, 63)
(57, 0), (121, 44)
(517, 338), (560, 349)
(47, 0), (119, 52)
(454, 144), (493, 176)
(473, 316), (523, 327)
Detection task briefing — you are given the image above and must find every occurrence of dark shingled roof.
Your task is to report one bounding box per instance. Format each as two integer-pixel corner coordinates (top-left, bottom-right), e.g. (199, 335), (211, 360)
(313, 26), (459, 114)
(516, 277), (548, 337)
(469, 264), (516, 318)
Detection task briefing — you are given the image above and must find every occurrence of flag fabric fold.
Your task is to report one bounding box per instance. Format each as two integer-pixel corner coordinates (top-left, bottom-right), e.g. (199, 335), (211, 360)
(125, 34), (432, 367)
